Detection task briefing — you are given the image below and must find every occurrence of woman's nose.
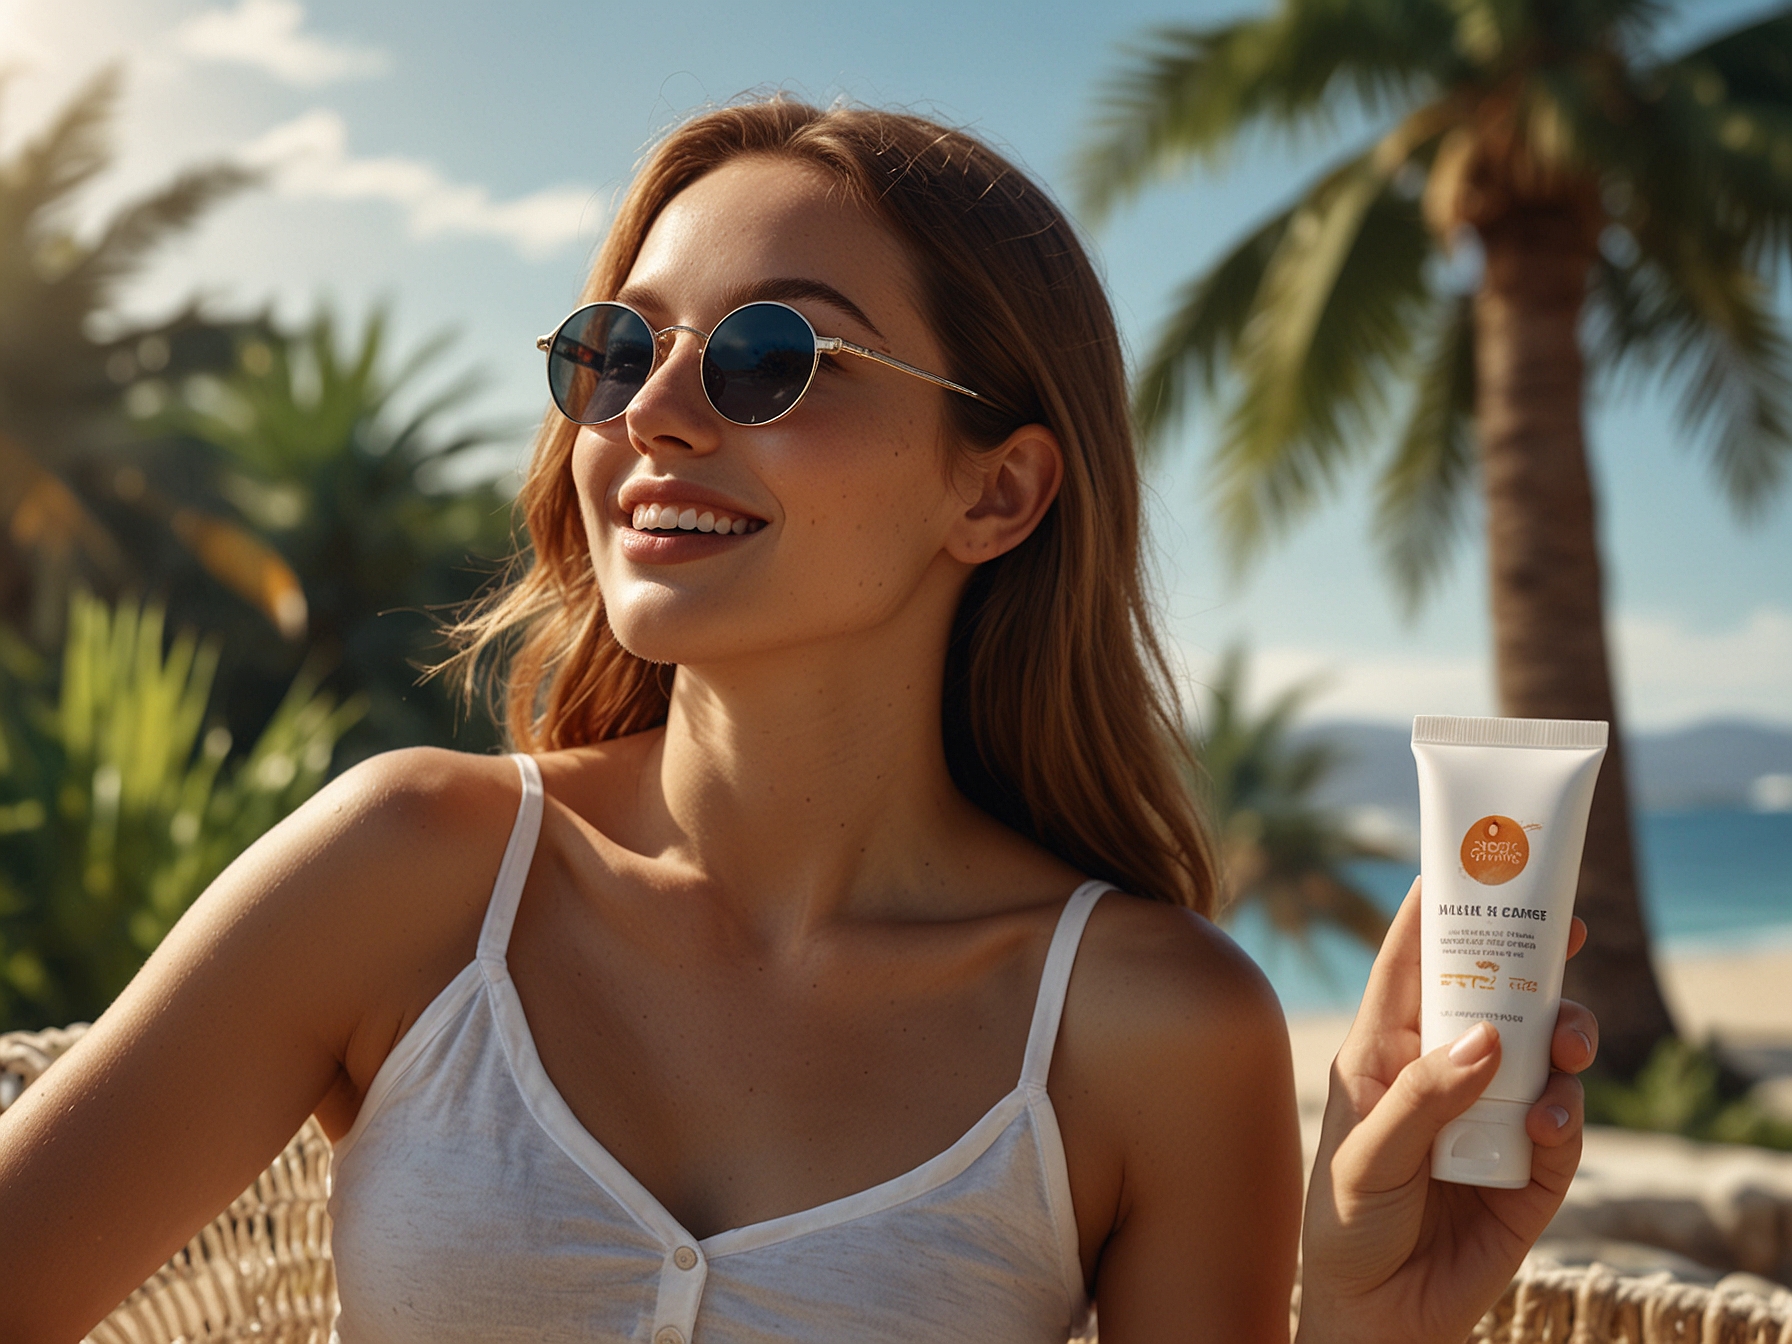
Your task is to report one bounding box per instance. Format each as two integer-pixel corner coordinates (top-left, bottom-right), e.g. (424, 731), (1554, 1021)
(625, 328), (719, 455)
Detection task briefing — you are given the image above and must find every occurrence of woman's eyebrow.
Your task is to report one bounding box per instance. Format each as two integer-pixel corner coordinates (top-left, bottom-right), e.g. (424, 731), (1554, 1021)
(720, 279), (885, 339)
(609, 277), (888, 338)
(608, 278), (886, 340)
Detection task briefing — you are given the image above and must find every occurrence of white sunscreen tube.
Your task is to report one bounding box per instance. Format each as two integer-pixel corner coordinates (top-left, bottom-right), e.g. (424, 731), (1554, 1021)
(1413, 715), (1607, 1188)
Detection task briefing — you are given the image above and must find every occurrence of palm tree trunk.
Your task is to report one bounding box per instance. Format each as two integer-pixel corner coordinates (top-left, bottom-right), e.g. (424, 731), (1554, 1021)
(1474, 206), (1677, 1080)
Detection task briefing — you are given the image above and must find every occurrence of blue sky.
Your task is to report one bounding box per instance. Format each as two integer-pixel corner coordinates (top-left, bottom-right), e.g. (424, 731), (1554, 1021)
(4, 0), (1789, 730)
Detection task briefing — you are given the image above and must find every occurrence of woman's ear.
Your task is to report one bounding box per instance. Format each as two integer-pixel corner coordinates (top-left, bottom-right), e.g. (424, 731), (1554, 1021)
(945, 424), (1063, 564)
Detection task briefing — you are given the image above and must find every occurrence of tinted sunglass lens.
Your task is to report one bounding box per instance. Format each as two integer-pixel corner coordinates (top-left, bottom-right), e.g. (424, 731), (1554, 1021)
(703, 304), (817, 425)
(548, 304), (654, 424)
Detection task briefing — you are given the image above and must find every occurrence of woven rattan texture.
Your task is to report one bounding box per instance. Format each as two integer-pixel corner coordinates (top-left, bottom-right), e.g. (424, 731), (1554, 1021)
(1467, 1262), (1792, 1342)
(0, 1024), (340, 1344)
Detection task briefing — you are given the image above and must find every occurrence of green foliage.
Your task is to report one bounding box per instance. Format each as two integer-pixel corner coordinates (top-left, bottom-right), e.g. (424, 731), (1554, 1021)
(162, 306), (514, 761)
(1585, 1037), (1792, 1151)
(1194, 646), (1395, 948)
(0, 592), (360, 1030)
(1078, 0), (1792, 603)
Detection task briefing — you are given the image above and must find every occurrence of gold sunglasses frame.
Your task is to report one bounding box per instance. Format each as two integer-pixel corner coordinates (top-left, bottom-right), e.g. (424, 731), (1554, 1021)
(536, 299), (983, 426)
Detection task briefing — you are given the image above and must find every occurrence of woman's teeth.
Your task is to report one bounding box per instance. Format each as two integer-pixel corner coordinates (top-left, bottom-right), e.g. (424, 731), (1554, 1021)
(630, 503), (762, 535)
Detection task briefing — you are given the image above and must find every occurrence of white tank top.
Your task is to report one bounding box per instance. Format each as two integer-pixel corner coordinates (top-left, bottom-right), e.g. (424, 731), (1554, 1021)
(328, 754), (1110, 1343)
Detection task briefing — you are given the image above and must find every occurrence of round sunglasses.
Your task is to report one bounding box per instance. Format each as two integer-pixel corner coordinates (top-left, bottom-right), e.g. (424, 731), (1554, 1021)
(536, 300), (984, 427)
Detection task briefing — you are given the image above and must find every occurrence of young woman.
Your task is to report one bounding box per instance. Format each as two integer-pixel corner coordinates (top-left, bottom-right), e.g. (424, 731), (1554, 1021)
(0, 100), (1598, 1343)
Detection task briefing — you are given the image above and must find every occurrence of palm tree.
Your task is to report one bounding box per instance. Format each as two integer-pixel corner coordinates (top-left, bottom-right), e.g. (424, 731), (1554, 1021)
(1197, 645), (1395, 950)
(0, 67), (299, 649)
(1078, 1), (1792, 1077)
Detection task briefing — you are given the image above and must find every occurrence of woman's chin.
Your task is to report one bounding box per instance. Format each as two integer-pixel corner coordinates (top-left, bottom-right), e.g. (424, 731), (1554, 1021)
(603, 614), (774, 669)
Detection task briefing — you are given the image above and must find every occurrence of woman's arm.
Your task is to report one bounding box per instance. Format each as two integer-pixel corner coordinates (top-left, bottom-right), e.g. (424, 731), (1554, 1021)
(0, 748), (510, 1343)
(1056, 902), (1304, 1344)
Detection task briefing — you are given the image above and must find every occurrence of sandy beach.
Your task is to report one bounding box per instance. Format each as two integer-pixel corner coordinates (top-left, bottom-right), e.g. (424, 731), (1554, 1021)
(1285, 944), (1792, 1116)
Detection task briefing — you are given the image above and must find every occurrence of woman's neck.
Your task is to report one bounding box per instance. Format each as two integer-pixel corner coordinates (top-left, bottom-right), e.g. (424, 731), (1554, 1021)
(630, 618), (989, 939)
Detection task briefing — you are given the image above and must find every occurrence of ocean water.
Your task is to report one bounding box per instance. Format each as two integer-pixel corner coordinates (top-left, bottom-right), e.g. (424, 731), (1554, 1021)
(1225, 809), (1792, 1016)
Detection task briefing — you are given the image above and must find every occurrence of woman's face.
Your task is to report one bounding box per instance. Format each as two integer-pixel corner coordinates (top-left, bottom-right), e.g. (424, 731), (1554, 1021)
(571, 155), (980, 669)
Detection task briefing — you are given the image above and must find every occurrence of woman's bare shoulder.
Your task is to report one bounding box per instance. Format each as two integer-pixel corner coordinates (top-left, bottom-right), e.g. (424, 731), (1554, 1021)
(1053, 893), (1295, 1177)
(314, 743), (525, 885)
(315, 744), (523, 842)
(229, 745), (526, 970)
(1070, 893), (1289, 1051)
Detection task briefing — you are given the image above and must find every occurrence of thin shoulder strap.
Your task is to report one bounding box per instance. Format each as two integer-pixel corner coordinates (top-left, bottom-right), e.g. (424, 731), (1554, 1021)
(476, 754), (545, 966)
(1019, 879), (1113, 1089)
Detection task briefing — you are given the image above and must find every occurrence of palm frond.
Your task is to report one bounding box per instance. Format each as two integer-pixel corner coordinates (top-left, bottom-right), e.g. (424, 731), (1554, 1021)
(1132, 208), (1292, 447)
(1074, 0), (1456, 226)
(166, 507), (308, 640)
(64, 164), (255, 304)
(1446, 0), (1658, 67)
(1617, 6), (1792, 273)
(0, 433), (128, 580)
(0, 68), (119, 237)
(1669, 9), (1792, 109)
(1207, 153), (1436, 570)
(1540, 0), (1668, 53)
(1193, 643), (1393, 947)
(1665, 258), (1792, 513)
(1591, 236), (1792, 516)
(1374, 291), (1477, 612)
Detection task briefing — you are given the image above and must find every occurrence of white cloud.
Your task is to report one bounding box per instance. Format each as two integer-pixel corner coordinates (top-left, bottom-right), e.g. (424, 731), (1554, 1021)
(1612, 606), (1792, 729)
(1176, 606), (1792, 732)
(240, 109), (598, 259)
(175, 0), (387, 87)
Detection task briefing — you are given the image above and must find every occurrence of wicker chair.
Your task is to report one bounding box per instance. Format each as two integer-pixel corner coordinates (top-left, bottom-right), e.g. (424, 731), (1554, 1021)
(4, 1025), (1790, 1344)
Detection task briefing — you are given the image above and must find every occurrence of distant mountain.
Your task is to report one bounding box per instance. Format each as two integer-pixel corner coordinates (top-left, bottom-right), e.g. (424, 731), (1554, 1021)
(1293, 718), (1792, 816)
(1629, 721), (1792, 810)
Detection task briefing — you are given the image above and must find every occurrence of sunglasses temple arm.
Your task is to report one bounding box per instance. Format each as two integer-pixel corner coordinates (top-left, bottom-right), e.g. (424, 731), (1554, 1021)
(818, 337), (983, 402)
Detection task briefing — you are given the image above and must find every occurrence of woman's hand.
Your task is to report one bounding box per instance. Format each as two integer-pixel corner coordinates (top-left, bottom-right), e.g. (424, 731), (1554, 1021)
(1295, 879), (1598, 1344)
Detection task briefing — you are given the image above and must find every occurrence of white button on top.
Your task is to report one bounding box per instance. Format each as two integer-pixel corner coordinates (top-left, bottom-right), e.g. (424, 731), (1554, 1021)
(672, 1245), (699, 1271)
(654, 1328), (684, 1344)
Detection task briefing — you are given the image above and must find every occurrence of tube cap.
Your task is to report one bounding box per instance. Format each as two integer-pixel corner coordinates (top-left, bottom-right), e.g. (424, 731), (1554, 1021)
(1432, 1098), (1534, 1189)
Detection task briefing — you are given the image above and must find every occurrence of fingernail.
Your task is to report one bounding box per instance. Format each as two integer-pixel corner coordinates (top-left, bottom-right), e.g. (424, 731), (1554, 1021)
(1571, 1028), (1592, 1059)
(1547, 1105), (1570, 1130)
(1450, 1022), (1496, 1065)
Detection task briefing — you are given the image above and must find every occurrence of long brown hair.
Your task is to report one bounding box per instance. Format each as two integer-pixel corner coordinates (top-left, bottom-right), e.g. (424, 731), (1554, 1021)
(449, 99), (1218, 913)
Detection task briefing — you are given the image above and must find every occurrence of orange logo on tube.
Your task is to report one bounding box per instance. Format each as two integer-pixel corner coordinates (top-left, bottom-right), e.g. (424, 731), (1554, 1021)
(1460, 815), (1530, 885)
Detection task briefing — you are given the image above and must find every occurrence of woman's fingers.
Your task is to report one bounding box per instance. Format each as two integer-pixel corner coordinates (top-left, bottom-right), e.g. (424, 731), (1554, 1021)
(1336, 879), (1423, 1087)
(1332, 1021), (1503, 1196)
(1526, 1070), (1585, 1149)
(1566, 917), (1588, 960)
(1517, 1070), (1586, 1204)
(1550, 999), (1599, 1074)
